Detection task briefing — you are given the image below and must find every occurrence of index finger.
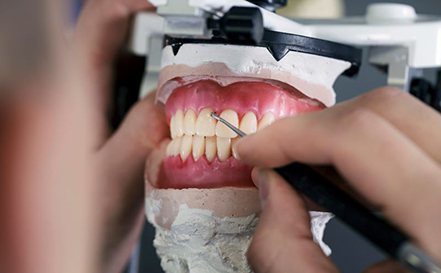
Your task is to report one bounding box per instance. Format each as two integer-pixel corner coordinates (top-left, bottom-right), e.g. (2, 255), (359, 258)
(75, 0), (153, 67)
(339, 88), (441, 163)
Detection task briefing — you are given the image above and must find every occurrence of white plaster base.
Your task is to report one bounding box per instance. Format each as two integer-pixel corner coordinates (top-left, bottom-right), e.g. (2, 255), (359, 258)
(146, 192), (333, 273)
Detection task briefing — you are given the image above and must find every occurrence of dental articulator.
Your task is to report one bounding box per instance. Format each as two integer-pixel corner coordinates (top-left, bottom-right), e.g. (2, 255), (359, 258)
(125, 0), (441, 272)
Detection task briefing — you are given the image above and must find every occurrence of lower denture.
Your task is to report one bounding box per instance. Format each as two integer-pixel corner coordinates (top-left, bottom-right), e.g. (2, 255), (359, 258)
(157, 79), (324, 189)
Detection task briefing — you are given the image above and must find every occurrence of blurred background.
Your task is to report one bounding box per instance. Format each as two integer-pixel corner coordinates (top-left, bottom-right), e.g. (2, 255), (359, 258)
(63, 0), (438, 272)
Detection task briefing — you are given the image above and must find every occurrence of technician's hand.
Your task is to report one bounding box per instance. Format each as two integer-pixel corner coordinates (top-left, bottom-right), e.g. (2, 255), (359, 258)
(73, 1), (167, 272)
(235, 88), (441, 273)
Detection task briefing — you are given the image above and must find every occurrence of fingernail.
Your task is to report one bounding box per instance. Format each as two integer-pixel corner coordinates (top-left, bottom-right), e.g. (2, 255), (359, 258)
(233, 134), (256, 161)
(252, 168), (270, 207)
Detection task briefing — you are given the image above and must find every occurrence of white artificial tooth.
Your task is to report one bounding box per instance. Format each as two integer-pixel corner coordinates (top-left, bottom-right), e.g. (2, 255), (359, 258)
(205, 136), (217, 162)
(180, 135), (192, 161)
(174, 138), (183, 156)
(231, 138), (240, 160)
(216, 109), (239, 138)
(258, 112), (276, 130)
(169, 116), (175, 138)
(184, 109), (196, 135)
(192, 136), (205, 161)
(216, 137), (231, 162)
(166, 141), (174, 156)
(195, 108), (216, 136)
(240, 112), (257, 135)
(167, 138), (181, 156)
(170, 110), (184, 138)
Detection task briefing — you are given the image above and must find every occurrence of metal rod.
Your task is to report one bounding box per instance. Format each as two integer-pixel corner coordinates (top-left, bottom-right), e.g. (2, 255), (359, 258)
(210, 112), (248, 138)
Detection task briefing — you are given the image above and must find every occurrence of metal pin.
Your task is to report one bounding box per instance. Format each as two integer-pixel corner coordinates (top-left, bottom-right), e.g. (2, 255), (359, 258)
(210, 112), (247, 138)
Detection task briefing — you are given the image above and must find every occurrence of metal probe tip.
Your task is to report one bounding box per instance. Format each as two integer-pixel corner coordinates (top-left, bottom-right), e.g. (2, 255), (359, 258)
(210, 112), (221, 120)
(210, 112), (247, 138)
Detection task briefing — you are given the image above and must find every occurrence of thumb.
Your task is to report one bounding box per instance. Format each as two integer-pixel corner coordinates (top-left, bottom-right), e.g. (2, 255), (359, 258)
(97, 92), (168, 198)
(95, 92), (168, 271)
(247, 168), (338, 273)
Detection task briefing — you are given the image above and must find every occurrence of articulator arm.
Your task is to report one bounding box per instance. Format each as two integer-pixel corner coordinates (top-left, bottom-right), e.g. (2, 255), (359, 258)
(129, 1), (441, 111)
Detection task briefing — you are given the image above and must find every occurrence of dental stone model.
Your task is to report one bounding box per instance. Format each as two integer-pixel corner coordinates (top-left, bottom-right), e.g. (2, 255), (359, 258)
(142, 2), (360, 272)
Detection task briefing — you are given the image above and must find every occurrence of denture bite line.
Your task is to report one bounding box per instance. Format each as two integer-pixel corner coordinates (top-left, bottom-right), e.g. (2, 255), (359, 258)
(166, 108), (276, 162)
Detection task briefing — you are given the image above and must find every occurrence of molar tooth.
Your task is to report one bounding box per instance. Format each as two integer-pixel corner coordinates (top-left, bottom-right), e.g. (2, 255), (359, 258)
(205, 136), (217, 162)
(216, 137), (231, 162)
(216, 109), (239, 138)
(180, 135), (192, 161)
(196, 108), (216, 136)
(240, 112), (257, 134)
(258, 112), (276, 130)
(192, 136), (205, 161)
(184, 109), (196, 135)
(170, 110), (184, 138)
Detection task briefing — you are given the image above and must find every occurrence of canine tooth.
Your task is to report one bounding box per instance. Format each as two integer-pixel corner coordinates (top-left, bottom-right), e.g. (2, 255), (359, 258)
(184, 110), (196, 135)
(180, 135), (192, 161)
(231, 138), (240, 160)
(217, 137), (231, 162)
(205, 136), (217, 162)
(170, 110), (184, 138)
(166, 141), (173, 156)
(240, 112), (257, 134)
(196, 108), (216, 136)
(215, 109), (239, 138)
(258, 112), (276, 130)
(192, 136), (205, 161)
(167, 138), (181, 156)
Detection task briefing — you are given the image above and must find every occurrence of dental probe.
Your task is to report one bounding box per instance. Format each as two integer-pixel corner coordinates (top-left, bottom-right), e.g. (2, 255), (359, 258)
(211, 112), (441, 273)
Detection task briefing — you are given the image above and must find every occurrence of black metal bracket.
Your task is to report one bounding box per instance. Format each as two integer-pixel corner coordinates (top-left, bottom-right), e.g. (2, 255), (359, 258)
(410, 70), (441, 112)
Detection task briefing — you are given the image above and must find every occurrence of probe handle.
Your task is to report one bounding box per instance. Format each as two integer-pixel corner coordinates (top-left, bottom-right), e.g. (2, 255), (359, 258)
(275, 163), (407, 257)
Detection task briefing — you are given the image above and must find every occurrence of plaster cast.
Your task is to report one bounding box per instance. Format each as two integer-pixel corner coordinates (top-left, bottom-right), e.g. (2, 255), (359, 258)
(146, 188), (333, 273)
(157, 44), (350, 107)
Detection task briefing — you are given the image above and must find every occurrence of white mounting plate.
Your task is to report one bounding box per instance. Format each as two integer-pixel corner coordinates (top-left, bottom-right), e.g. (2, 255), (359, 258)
(306, 16), (441, 69)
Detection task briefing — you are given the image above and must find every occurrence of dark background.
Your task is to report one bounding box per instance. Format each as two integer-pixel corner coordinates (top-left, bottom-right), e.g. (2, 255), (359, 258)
(129, 1), (441, 272)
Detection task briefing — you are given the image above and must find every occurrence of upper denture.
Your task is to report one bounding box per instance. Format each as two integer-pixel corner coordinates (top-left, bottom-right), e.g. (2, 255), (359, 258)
(165, 80), (321, 122)
(159, 79), (324, 189)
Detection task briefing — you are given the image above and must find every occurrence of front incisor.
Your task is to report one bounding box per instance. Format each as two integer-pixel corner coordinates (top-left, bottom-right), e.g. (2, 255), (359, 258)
(184, 109), (196, 135)
(240, 112), (257, 134)
(196, 108), (216, 137)
(216, 137), (231, 162)
(205, 136), (217, 162)
(192, 136), (205, 161)
(215, 109), (239, 138)
(258, 112), (276, 130)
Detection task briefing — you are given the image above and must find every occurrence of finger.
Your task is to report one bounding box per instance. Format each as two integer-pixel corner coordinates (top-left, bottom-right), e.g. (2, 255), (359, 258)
(75, 0), (153, 68)
(339, 87), (441, 163)
(363, 260), (411, 273)
(247, 168), (338, 273)
(95, 92), (168, 271)
(73, 0), (154, 139)
(145, 139), (170, 187)
(236, 109), (441, 258)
